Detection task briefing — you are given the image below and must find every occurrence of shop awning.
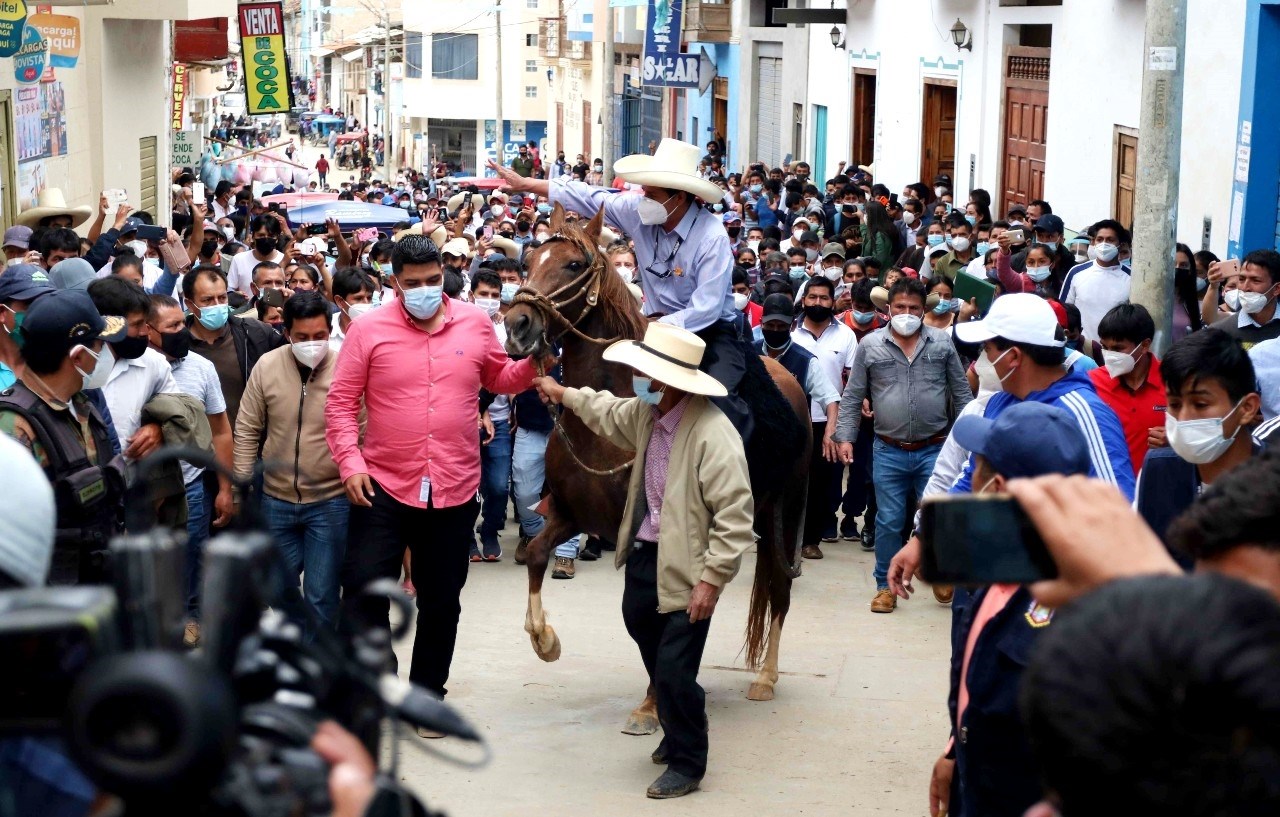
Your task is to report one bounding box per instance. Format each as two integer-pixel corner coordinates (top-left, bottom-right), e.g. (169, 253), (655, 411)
(340, 49), (365, 63)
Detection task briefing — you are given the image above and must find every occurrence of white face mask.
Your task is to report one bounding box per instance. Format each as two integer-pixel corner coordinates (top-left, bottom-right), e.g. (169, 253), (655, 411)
(950, 236), (971, 253)
(346, 301), (376, 320)
(733, 292), (749, 311)
(1223, 289), (1242, 312)
(1166, 399), (1245, 464)
(890, 313), (921, 336)
(934, 185), (947, 198)
(824, 267), (843, 283)
(747, 239), (760, 253)
(474, 297), (501, 317)
(1102, 344), (1145, 378)
(73, 343), (115, 391)
(902, 211), (916, 226)
(1094, 242), (1119, 263)
(974, 350), (1004, 393)
(535, 232), (551, 242)
(290, 339), (329, 368)
(615, 264), (635, 282)
(792, 229), (805, 241)
(637, 195), (672, 226)
(125, 239), (148, 257)
(1238, 287), (1276, 315)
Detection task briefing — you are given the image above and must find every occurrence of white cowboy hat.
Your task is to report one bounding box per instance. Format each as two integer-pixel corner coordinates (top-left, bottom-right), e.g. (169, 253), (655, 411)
(857, 163), (875, 176)
(613, 139), (724, 204)
(440, 237), (471, 259)
(602, 322), (727, 397)
(488, 235), (521, 260)
(16, 188), (92, 229)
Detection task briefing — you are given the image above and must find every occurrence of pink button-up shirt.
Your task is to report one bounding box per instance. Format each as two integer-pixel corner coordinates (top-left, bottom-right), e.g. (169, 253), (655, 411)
(636, 396), (691, 542)
(326, 296), (537, 509)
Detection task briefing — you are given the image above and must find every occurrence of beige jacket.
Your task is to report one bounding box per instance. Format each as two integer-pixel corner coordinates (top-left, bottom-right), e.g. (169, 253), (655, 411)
(233, 345), (343, 504)
(563, 387), (755, 613)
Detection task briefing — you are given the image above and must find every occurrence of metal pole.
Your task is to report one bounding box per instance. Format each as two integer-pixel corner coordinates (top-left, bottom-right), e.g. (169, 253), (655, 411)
(1128, 0), (1187, 357)
(383, 1), (393, 182)
(495, 0), (505, 169)
(600, 0), (615, 172)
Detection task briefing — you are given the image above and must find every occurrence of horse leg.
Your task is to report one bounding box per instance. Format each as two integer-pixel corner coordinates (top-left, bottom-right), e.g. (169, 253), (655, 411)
(524, 504), (575, 663)
(747, 614), (786, 701)
(622, 683), (660, 735)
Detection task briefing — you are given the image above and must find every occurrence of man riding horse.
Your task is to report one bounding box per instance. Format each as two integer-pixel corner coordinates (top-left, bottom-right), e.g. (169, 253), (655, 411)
(486, 139), (752, 439)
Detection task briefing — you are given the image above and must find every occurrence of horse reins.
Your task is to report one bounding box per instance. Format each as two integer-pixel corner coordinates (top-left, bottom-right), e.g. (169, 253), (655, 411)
(521, 230), (635, 478)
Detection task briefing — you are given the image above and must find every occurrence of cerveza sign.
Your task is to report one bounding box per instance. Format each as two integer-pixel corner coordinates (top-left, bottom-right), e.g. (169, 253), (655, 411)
(237, 1), (293, 115)
(0, 0), (27, 59)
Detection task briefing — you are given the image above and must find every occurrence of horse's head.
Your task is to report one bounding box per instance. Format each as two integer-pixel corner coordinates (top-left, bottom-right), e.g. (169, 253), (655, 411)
(504, 203), (608, 358)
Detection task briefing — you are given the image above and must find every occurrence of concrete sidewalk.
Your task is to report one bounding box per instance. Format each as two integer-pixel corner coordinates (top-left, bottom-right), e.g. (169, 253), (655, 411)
(389, 535), (952, 817)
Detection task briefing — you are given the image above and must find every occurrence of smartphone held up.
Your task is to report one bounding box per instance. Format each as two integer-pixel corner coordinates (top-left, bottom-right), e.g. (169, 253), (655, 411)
(918, 494), (1058, 586)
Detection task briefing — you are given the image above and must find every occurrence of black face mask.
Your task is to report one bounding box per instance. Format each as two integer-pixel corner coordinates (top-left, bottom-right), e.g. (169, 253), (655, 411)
(803, 305), (833, 323)
(112, 334), (149, 361)
(158, 327), (191, 360)
(499, 231), (514, 239)
(727, 227), (741, 239)
(762, 328), (791, 349)
(254, 237), (278, 256)
(842, 205), (856, 215)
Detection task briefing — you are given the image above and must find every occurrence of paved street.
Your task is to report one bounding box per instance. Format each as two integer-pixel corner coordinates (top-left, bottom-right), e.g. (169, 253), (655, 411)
(389, 525), (952, 817)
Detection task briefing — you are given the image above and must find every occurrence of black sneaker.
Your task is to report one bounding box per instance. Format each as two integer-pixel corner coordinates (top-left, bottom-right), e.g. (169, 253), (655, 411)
(579, 539), (602, 561)
(647, 769), (702, 799)
(820, 527), (838, 543)
(839, 522), (860, 541)
(860, 526), (875, 552)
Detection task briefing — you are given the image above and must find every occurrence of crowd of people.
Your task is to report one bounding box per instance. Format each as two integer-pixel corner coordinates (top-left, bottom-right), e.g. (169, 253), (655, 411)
(0, 130), (1278, 812)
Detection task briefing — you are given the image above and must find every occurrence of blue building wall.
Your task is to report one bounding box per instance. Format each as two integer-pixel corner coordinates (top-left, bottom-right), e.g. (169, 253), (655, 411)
(1229, 0), (1280, 258)
(682, 42), (739, 168)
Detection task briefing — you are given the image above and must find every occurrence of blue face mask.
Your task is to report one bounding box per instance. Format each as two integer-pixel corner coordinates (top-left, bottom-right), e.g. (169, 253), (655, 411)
(1027, 266), (1053, 283)
(196, 303), (230, 331)
(749, 184), (763, 194)
(852, 310), (876, 325)
(789, 266), (808, 280)
(932, 299), (955, 315)
(927, 234), (945, 247)
(712, 203), (724, 213)
(1039, 240), (1059, 253)
(965, 215), (977, 227)
(501, 282), (520, 305)
(399, 282), (443, 319)
(976, 241), (991, 257)
(536, 203), (553, 215)
(633, 375), (664, 406)
(1196, 276), (1209, 293)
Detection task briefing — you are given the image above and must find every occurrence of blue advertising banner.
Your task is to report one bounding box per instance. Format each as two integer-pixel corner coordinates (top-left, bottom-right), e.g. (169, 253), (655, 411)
(641, 0), (698, 88)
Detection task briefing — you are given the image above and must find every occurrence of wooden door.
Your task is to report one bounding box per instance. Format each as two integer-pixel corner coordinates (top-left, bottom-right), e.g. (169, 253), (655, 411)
(999, 47), (1050, 215)
(583, 100), (592, 156)
(850, 70), (876, 168)
(920, 82), (956, 185)
(713, 77), (728, 150)
(1114, 129), (1138, 230)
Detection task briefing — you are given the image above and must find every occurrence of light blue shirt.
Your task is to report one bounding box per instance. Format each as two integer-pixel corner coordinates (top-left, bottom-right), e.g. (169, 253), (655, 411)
(548, 179), (736, 331)
(0, 361), (13, 391)
(1249, 336), (1280, 420)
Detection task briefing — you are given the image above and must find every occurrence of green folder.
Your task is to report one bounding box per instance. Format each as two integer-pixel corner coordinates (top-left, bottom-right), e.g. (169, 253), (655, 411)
(954, 273), (997, 316)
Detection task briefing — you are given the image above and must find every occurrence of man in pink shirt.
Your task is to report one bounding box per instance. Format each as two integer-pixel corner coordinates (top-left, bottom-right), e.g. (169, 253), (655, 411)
(325, 235), (542, 734)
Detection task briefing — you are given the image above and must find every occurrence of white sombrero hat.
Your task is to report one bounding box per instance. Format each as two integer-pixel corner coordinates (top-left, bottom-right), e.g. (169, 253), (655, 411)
(16, 188), (92, 229)
(603, 322), (726, 397)
(613, 139), (723, 203)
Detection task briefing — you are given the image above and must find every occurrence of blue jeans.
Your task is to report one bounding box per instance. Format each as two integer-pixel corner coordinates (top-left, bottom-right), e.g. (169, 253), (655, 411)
(871, 438), (941, 589)
(184, 475), (215, 619)
(478, 418), (513, 551)
(512, 427), (580, 559)
(261, 494), (349, 638)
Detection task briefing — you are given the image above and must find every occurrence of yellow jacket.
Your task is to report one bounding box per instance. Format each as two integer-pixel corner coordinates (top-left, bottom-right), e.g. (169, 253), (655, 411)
(562, 387), (755, 613)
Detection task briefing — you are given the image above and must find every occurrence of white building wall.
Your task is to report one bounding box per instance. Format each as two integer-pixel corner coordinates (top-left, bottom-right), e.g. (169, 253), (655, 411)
(737, 1), (811, 168)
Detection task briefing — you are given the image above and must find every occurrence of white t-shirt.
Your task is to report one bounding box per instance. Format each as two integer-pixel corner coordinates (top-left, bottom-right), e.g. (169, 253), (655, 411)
(791, 319), (858, 422)
(1063, 262), (1131, 342)
(169, 352), (227, 485)
(227, 249), (284, 295)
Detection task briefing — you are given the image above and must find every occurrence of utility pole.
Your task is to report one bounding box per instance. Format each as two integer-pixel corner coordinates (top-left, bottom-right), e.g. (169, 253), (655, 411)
(382, 0), (393, 182)
(600, 0), (615, 172)
(1129, 0), (1187, 356)
(494, 0), (505, 169)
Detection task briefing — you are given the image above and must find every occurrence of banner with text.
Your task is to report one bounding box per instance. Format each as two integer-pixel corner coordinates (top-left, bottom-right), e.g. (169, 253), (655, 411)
(237, 1), (293, 115)
(641, 0), (696, 88)
(28, 11), (78, 68)
(170, 62), (187, 130)
(171, 130), (199, 169)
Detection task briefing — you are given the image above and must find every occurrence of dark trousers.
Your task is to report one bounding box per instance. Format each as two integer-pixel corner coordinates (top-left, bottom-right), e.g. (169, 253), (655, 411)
(840, 420), (876, 530)
(340, 478), (478, 697)
(803, 421), (840, 546)
(622, 544), (711, 779)
(695, 321), (751, 440)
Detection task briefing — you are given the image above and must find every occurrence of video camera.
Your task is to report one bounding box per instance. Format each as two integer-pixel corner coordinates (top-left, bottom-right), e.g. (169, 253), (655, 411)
(0, 448), (485, 817)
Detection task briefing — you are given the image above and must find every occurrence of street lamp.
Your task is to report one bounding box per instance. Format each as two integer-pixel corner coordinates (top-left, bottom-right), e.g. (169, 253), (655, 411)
(829, 25), (845, 50)
(950, 18), (973, 51)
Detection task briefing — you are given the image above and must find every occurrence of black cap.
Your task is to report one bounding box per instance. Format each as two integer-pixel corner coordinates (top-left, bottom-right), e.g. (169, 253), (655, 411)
(761, 293), (797, 324)
(799, 230), (820, 245)
(0, 264), (54, 303)
(20, 289), (127, 355)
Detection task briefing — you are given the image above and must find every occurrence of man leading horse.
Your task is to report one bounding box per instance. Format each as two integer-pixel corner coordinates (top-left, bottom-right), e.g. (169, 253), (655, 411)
(486, 139), (752, 439)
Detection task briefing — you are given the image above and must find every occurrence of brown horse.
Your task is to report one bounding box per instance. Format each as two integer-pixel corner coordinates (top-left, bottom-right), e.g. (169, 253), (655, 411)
(504, 204), (810, 733)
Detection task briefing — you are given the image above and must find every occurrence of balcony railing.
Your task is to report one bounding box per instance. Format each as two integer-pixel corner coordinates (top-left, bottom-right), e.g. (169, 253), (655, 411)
(686, 0), (732, 43)
(539, 15), (591, 62)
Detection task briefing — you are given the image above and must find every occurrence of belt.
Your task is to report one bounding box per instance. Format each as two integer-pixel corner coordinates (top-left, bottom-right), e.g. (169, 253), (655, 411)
(877, 433), (948, 452)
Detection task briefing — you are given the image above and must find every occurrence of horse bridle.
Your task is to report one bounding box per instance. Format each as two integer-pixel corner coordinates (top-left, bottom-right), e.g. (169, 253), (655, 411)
(509, 231), (619, 347)
(512, 229), (634, 478)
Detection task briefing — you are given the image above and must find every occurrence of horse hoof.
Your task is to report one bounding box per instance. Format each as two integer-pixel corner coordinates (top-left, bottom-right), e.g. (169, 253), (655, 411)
(746, 682), (776, 702)
(530, 625), (562, 663)
(621, 711), (660, 736)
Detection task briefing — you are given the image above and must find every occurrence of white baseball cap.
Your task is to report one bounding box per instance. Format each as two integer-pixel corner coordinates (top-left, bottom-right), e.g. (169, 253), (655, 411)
(955, 293), (1065, 347)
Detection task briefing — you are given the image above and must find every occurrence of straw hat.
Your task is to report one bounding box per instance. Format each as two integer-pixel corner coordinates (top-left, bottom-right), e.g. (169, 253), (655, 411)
(16, 188), (92, 229)
(612, 139), (723, 203)
(602, 322), (726, 397)
(488, 235), (521, 260)
(871, 284), (941, 311)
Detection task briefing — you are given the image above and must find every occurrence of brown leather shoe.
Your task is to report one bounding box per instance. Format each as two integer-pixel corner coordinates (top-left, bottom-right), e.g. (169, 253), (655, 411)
(183, 621), (201, 647)
(932, 584), (955, 605)
(552, 556), (575, 579)
(870, 588), (897, 613)
(801, 544), (824, 560)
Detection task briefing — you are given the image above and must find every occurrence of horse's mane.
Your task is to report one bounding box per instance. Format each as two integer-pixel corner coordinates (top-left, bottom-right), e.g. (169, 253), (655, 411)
(557, 223), (646, 343)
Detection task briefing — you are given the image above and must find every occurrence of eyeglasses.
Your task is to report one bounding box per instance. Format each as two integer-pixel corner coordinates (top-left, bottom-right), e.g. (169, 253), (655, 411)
(643, 234), (684, 279)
